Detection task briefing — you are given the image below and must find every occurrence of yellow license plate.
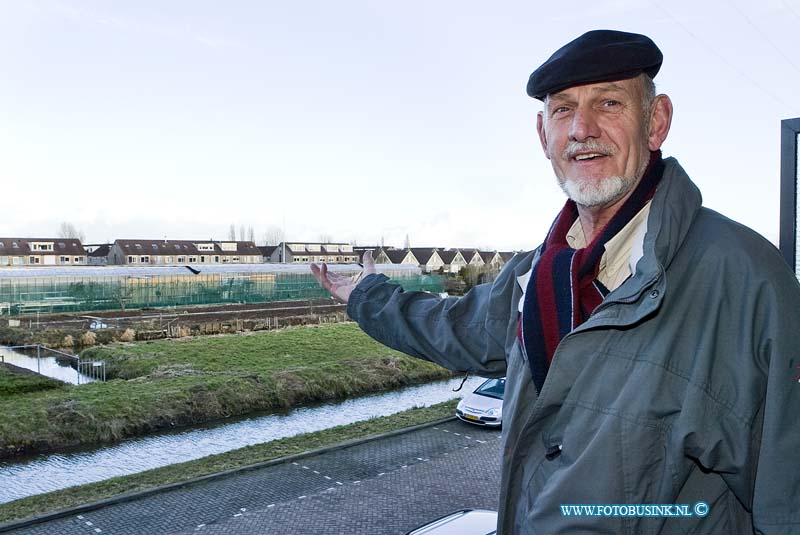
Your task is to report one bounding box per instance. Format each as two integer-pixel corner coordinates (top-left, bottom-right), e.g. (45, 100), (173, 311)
(465, 414), (480, 421)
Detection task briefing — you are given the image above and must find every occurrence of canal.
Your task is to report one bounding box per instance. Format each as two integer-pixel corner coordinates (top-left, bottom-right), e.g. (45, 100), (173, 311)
(0, 375), (485, 504)
(0, 346), (95, 385)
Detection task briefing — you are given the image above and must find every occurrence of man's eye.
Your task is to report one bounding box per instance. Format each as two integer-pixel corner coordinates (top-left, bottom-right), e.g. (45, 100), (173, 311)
(602, 100), (620, 108)
(552, 106), (570, 115)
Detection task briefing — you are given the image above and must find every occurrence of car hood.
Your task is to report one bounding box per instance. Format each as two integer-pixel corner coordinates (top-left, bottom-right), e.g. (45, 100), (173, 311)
(460, 393), (502, 412)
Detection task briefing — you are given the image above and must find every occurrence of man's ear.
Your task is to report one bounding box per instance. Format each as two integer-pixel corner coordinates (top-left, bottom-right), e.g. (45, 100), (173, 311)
(536, 111), (551, 159)
(647, 94), (673, 151)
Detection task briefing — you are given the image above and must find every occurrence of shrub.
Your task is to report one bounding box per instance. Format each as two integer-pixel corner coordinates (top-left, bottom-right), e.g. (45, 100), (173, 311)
(62, 335), (74, 348)
(80, 331), (97, 347)
(119, 329), (136, 342)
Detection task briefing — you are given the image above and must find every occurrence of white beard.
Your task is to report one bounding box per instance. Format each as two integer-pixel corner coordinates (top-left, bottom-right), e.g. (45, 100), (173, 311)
(558, 174), (634, 207)
(556, 137), (651, 207)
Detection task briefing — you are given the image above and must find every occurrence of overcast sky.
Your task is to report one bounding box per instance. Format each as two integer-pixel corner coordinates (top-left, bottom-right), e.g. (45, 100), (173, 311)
(2, 0), (799, 250)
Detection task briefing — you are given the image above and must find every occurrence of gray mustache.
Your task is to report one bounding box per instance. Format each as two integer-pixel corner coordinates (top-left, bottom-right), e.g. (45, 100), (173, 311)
(562, 140), (616, 160)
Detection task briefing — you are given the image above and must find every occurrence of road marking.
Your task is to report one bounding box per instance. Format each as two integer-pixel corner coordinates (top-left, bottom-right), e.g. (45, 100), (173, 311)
(302, 466), (310, 470)
(85, 521), (93, 526)
(298, 495), (307, 499)
(313, 470), (320, 474)
(233, 513), (242, 518)
(377, 472), (385, 476)
(196, 524), (206, 529)
(267, 504), (275, 508)
(324, 475), (332, 480)
(336, 481), (343, 485)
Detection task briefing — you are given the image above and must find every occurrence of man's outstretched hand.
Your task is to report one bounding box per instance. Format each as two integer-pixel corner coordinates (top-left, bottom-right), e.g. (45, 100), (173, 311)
(310, 250), (376, 304)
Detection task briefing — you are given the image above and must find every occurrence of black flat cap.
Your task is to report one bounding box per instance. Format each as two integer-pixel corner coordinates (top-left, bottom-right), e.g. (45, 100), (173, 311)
(527, 29), (662, 100)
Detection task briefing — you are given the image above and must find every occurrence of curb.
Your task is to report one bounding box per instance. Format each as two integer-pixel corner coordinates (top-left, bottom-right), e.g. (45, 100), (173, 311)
(0, 415), (458, 533)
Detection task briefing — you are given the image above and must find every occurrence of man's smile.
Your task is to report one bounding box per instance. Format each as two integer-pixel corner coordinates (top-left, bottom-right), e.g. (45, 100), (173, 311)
(573, 152), (606, 161)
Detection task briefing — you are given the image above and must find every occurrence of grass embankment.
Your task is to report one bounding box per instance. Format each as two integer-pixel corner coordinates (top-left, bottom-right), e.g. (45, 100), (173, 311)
(0, 364), (64, 397)
(0, 323), (452, 457)
(0, 399), (458, 525)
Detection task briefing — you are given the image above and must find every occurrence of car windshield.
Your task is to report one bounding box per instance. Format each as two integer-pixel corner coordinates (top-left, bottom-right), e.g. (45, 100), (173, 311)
(474, 378), (505, 400)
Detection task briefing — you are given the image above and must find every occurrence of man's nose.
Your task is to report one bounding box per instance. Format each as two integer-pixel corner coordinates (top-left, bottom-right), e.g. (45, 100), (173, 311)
(569, 107), (601, 142)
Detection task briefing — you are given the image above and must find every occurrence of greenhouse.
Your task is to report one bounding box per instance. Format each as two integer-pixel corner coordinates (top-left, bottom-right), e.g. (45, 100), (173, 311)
(0, 263), (443, 316)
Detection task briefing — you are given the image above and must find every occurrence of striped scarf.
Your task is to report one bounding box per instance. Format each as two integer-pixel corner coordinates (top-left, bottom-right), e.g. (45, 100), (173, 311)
(520, 151), (664, 392)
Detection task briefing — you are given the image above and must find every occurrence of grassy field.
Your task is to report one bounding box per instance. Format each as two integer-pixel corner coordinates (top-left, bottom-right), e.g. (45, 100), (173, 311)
(0, 364), (65, 397)
(0, 323), (452, 457)
(0, 399), (459, 525)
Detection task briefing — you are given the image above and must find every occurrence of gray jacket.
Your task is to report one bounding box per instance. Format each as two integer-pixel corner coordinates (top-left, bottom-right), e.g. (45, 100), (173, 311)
(347, 158), (800, 534)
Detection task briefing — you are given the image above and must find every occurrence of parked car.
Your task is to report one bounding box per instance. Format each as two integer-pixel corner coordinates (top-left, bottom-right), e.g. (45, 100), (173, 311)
(455, 377), (504, 427)
(405, 509), (498, 535)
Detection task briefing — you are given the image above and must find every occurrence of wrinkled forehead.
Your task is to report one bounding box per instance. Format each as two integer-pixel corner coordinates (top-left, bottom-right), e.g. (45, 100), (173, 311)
(543, 78), (643, 107)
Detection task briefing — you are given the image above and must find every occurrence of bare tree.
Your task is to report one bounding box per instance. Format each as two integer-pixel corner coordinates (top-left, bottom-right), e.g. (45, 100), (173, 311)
(247, 226), (255, 243)
(239, 225), (246, 242)
(263, 226), (285, 246)
(58, 222), (86, 243)
(228, 224), (236, 241)
(318, 233), (333, 244)
(111, 282), (134, 311)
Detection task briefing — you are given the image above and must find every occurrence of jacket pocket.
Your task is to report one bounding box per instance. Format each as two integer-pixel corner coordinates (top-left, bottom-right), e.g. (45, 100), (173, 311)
(523, 436), (563, 514)
(619, 416), (667, 505)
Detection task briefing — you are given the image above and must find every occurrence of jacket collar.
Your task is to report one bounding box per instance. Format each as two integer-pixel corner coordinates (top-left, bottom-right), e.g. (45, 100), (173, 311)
(577, 157), (703, 329)
(512, 157), (702, 329)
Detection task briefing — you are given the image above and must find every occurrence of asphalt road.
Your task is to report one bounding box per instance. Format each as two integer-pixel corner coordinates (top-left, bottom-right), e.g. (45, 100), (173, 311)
(5, 419), (502, 535)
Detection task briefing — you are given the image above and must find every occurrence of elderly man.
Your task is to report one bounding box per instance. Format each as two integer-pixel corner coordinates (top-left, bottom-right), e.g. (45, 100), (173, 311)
(311, 30), (800, 534)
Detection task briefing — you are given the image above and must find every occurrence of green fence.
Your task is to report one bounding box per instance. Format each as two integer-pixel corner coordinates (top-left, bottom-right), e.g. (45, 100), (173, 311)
(0, 268), (444, 316)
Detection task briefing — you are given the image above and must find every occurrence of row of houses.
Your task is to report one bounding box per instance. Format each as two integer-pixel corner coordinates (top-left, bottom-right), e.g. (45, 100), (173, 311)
(0, 238), (517, 273)
(366, 247), (515, 273)
(256, 243), (516, 273)
(0, 238), (88, 266)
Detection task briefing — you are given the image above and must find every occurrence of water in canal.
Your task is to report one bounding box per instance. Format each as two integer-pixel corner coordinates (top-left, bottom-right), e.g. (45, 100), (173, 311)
(0, 347), (94, 385)
(0, 375), (485, 504)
